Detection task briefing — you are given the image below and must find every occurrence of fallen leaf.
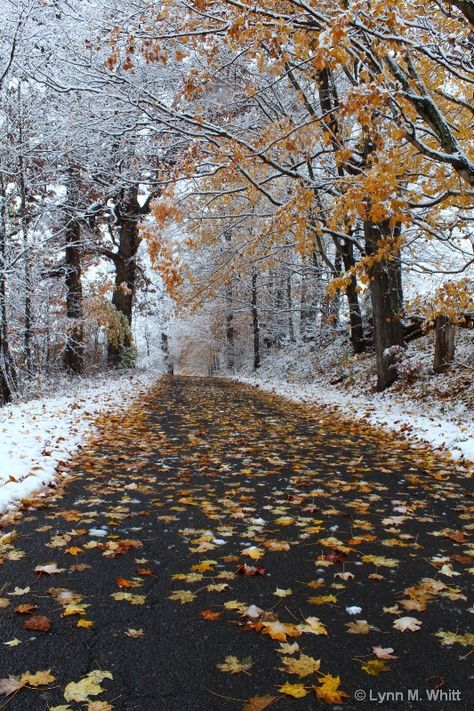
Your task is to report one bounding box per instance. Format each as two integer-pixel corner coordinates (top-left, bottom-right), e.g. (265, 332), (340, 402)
(314, 674), (349, 704)
(111, 592), (145, 605)
(64, 670), (113, 703)
(125, 628), (144, 638)
(273, 587), (292, 598)
(217, 655), (253, 674)
(393, 616), (422, 632)
(278, 682), (309, 698)
(297, 617), (328, 636)
(168, 590), (195, 604)
(242, 546), (264, 560)
(434, 631), (474, 646)
(262, 621), (301, 641)
(201, 610), (221, 620)
(8, 586), (30, 596)
(237, 564), (266, 576)
(23, 615), (52, 632)
(362, 555), (399, 568)
(372, 646), (398, 659)
(279, 654), (320, 677)
(346, 619), (373, 634)
(21, 669), (56, 687)
(34, 563), (66, 575)
(14, 603), (38, 614)
(3, 639), (21, 647)
(277, 642), (300, 654)
(115, 577), (142, 589)
(77, 619), (94, 628)
(361, 659), (390, 675)
(242, 695), (278, 711)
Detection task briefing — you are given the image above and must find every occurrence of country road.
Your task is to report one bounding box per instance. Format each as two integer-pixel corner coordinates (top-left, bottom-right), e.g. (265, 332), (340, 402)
(0, 376), (472, 710)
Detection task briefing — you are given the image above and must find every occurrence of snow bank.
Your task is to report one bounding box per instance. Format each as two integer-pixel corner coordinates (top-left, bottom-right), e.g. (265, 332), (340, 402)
(232, 374), (474, 466)
(0, 369), (160, 515)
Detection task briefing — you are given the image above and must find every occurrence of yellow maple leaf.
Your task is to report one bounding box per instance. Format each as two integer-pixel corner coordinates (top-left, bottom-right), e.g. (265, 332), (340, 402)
(21, 669), (56, 687)
(168, 590), (195, 604)
(62, 603), (89, 616)
(262, 621), (301, 641)
(314, 674), (349, 704)
(361, 659), (390, 675)
(64, 670), (113, 703)
(111, 592), (145, 605)
(435, 631), (474, 646)
(242, 546), (264, 560)
(278, 682), (309, 698)
(362, 555), (399, 568)
(191, 560), (217, 572)
(297, 616), (328, 635)
(308, 595), (337, 605)
(279, 654), (320, 677)
(65, 547), (83, 556)
(217, 655), (253, 674)
(77, 619), (94, 628)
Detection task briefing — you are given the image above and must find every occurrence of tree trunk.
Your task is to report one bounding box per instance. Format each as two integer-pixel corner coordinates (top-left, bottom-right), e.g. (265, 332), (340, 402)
(63, 214), (84, 374)
(63, 169), (84, 375)
(251, 271), (260, 370)
(0, 178), (15, 403)
(161, 332), (174, 374)
(107, 187), (141, 366)
(287, 270), (295, 343)
(365, 219), (404, 391)
(17, 135), (34, 377)
(433, 315), (455, 373)
(341, 240), (365, 354)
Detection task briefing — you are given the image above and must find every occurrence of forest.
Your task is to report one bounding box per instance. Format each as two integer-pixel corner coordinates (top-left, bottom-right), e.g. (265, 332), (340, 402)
(0, 0), (473, 402)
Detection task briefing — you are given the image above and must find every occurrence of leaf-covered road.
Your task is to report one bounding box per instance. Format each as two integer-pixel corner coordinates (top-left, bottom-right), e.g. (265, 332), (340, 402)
(0, 376), (472, 710)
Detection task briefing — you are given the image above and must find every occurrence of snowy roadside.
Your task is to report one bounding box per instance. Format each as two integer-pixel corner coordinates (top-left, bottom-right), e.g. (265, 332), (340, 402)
(0, 369), (160, 515)
(231, 374), (474, 468)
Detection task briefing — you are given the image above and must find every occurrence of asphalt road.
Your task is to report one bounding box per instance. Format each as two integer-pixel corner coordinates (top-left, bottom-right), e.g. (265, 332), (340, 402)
(0, 376), (472, 711)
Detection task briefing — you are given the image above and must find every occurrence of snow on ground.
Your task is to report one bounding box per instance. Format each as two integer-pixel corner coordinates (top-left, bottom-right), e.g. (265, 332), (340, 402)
(0, 369), (160, 515)
(230, 330), (474, 467)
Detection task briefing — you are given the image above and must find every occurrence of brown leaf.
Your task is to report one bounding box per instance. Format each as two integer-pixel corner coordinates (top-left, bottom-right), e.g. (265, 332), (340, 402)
(242, 695), (278, 711)
(23, 615), (52, 632)
(236, 563), (266, 576)
(14, 603), (38, 614)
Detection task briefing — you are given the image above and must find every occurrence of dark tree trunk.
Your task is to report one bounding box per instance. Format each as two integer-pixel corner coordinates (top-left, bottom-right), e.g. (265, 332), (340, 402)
(62, 167), (84, 374)
(433, 315), (455, 373)
(226, 305), (235, 369)
(341, 240), (366, 354)
(18, 141), (34, 377)
(224, 234), (235, 369)
(161, 332), (174, 374)
(251, 271), (260, 370)
(0, 179), (16, 403)
(364, 220), (404, 391)
(107, 187), (142, 366)
(63, 213), (84, 374)
(287, 270), (295, 343)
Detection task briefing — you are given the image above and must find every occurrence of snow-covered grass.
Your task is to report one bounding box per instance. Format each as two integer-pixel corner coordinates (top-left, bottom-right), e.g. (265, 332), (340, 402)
(0, 368), (161, 516)
(230, 330), (474, 467)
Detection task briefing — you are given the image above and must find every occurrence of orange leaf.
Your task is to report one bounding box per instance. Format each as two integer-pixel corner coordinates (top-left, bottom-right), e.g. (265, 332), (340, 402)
(201, 610), (221, 621)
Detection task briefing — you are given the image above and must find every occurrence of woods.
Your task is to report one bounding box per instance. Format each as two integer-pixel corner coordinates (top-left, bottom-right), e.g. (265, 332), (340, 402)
(0, 0), (472, 402)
